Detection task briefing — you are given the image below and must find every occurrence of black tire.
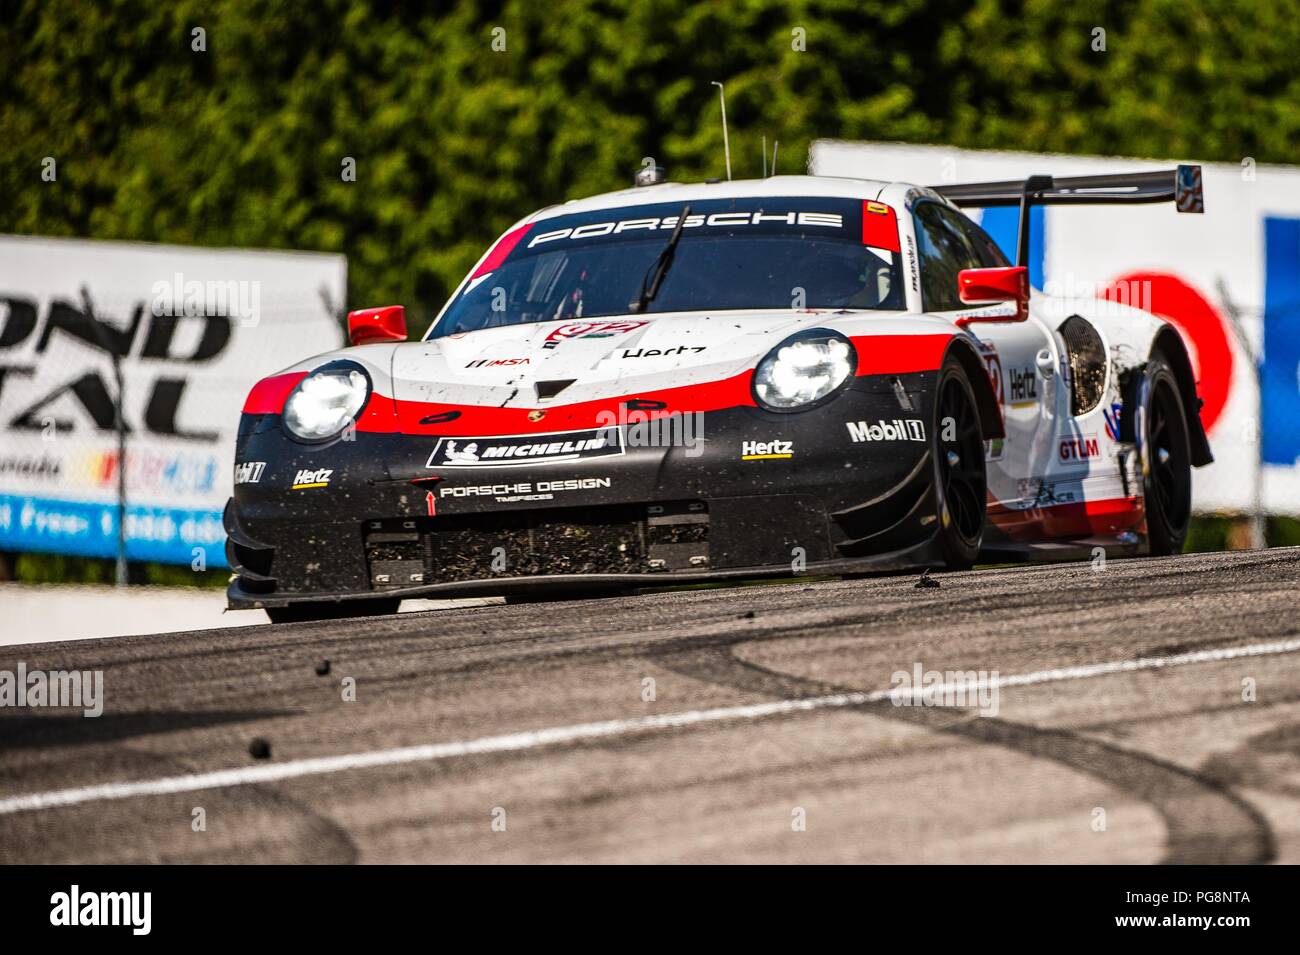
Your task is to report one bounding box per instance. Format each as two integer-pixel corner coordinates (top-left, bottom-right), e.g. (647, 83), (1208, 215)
(1141, 350), (1193, 556)
(265, 597), (401, 624)
(931, 356), (987, 569)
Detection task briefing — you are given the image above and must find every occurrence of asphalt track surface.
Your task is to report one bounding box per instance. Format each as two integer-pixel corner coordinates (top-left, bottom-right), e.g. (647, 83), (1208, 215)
(2, 547), (1299, 864)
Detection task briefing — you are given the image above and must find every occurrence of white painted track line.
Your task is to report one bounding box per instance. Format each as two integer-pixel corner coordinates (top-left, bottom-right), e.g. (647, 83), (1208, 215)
(2, 637), (1298, 817)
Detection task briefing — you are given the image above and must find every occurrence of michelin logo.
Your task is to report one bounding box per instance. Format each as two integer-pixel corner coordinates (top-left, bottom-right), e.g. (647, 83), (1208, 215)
(426, 427), (624, 469)
(846, 419), (926, 443)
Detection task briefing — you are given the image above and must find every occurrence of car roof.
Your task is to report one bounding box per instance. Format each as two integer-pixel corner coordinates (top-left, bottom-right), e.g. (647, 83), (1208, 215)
(528, 174), (896, 223)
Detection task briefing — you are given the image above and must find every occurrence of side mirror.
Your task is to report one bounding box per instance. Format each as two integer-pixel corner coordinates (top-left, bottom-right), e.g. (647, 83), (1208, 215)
(956, 267), (1029, 324)
(348, 305), (407, 346)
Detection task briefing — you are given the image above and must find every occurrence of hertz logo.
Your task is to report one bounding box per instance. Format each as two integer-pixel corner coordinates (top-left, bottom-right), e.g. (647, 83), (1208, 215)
(742, 439), (793, 460)
(291, 467), (333, 489)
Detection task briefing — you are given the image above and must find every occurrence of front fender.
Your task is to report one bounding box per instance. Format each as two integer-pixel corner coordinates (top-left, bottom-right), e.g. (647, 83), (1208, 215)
(947, 337), (1005, 441)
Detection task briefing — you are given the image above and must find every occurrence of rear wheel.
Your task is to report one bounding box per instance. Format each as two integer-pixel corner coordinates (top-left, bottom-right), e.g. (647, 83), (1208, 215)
(265, 597), (401, 624)
(932, 357), (987, 569)
(1141, 351), (1193, 555)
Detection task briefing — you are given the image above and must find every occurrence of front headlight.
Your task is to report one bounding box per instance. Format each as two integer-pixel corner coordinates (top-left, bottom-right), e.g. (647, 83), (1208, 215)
(282, 362), (371, 441)
(753, 331), (857, 411)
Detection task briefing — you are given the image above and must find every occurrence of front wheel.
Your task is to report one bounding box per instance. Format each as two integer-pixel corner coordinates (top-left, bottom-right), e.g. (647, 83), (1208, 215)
(265, 597), (401, 624)
(1140, 350), (1193, 555)
(931, 356), (988, 569)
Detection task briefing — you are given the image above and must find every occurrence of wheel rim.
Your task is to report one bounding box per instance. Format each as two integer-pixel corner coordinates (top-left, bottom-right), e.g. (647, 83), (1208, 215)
(1148, 378), (1191, 530)
(937, 375), (986, 542)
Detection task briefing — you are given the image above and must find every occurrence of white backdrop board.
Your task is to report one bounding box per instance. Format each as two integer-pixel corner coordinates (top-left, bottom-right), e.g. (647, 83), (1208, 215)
(0, 236), (345, 565)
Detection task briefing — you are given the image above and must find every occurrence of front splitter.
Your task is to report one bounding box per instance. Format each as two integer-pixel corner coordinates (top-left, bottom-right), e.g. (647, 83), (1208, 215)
(227, 534), (944, 609)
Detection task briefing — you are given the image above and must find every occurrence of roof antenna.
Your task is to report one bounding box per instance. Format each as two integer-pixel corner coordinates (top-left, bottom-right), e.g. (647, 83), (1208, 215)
(762, 135), (768, 178)
(711, 81), (731, 181)
(771, 140), (779, 176)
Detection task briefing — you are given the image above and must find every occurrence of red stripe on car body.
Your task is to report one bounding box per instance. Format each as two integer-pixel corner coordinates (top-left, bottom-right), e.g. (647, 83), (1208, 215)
(861, 200), (901, 253)
(850, 333), (952, 375)
(244, 332), (956, 433)
(241, 372), (307, 414)
(471, 223), (533, 278)
(366, 369), (758, 436)
(987, 496), (1145, 539)
(356, 333), (954, 434)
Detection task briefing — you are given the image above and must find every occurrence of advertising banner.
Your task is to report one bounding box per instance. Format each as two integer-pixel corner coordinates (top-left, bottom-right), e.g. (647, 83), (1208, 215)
(0, 236), (345, 565)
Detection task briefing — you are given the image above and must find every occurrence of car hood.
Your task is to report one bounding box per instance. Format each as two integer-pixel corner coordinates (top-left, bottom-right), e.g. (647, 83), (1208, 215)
(388, 309), (889, 409)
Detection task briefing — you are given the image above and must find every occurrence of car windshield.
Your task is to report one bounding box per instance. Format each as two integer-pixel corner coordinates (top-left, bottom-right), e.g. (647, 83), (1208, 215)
(429, 196), (904, 339)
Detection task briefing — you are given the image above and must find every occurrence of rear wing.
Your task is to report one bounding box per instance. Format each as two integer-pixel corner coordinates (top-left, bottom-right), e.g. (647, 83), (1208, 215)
(932, 164), (1204, 267)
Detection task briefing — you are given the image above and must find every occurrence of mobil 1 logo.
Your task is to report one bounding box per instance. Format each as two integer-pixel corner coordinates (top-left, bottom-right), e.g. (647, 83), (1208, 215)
(846, 418), (926, 443)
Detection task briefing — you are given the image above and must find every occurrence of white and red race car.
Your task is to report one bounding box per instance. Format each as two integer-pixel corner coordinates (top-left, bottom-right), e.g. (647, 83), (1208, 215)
(227, 166), (1210, 620)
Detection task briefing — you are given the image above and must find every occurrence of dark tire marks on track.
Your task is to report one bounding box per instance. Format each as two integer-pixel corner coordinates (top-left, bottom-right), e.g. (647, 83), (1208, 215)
(653, 643), (1276, 864)
(0, 741), (359, 864)
(2, 547), (1299, 863)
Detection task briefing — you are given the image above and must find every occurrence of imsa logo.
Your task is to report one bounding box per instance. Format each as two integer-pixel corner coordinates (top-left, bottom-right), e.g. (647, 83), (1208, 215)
(465, 357), (530, 368)
(846, 419), (926, 443)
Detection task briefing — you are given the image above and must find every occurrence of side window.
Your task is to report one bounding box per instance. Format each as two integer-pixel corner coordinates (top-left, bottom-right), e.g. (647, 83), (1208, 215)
(913, 202), (984, 311)
(956, 216), (1011, 268)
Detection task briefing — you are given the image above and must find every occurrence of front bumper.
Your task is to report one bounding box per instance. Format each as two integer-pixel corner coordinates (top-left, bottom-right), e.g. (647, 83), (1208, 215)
(226, 372), (943, 608)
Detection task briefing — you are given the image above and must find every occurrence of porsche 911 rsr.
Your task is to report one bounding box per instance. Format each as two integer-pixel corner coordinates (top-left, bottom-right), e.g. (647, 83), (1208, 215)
(225, 166), (1211, 621)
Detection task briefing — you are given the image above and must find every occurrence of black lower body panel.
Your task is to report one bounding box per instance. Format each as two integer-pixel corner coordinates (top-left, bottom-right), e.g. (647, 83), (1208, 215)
(225, 372), (945, 608)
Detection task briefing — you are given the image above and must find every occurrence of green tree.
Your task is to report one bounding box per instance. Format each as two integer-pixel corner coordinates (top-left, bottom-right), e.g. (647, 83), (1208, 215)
(4, 0), (1298, 324)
